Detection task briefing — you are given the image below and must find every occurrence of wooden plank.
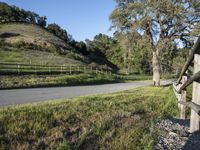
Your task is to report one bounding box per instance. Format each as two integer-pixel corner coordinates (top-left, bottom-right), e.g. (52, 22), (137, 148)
(190, 54), (200, 133)
(180, 76), (187, 119)
(177, 71), (200, 93)
(178, 101), (200, 116)
(173, 77), (187, 119)
(177, 37), (200, 85)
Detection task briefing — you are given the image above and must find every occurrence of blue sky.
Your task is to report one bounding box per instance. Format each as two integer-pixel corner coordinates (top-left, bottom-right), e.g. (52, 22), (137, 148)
(2, 0), (116, 41)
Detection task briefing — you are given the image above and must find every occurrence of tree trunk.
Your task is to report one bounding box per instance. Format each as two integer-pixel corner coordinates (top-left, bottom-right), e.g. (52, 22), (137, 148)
(152, 50), (161, 86)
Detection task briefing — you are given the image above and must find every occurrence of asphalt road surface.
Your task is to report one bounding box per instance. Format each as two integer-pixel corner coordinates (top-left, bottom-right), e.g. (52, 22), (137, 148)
(0, 81), (171, 106)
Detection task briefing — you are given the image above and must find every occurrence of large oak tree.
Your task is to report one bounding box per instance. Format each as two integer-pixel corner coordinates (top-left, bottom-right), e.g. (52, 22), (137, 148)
(110, 0), (200, 86)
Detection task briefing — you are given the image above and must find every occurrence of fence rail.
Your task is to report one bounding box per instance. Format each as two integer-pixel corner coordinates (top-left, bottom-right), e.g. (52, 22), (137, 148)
(173, 36), (200, 133)
(176, 37), (200, 85)
(0, 62), (109, 75)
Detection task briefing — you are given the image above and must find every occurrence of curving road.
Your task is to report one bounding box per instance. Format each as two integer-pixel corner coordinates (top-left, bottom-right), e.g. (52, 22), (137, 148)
(0, 80), (171, 106)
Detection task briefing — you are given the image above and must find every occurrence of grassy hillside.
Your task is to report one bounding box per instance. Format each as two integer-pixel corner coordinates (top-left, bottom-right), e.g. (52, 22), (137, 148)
(0, 46), (84, 65)
(0, 23), (70, 50)
(0, 86), (178, 149)
(0, 23), (92, 69)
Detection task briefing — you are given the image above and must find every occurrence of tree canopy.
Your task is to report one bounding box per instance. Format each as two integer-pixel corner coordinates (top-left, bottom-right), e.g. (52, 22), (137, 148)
(110, 0), (200, 85)
(0, 2), (47, 28)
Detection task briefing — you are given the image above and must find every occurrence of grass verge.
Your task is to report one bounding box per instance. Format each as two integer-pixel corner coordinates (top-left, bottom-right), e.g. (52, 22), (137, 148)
(0, 86), (178, 149)
(0, 73), (120, 89)
(0, 73), (153, 89)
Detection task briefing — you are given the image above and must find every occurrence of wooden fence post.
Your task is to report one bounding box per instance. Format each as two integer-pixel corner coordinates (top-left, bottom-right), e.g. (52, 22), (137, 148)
(60, 65), (63, 74)
(70, 65), (72, 74)
(63, 64), (66, 73)
(90, 66), (93, 73)
(17, 64), (20, 74)
(49, 64), (51, 73)
(84, 66), (86, 73)
(190, 54), (200, 133)
(179, 76), (187, 119)
(35, 64), (37, 73)
(96, 68), (98, 74)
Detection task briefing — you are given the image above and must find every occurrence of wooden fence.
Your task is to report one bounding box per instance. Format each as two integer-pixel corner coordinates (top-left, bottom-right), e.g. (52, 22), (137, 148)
(0, 62), (109, 75)
(173, 36), (200, 133)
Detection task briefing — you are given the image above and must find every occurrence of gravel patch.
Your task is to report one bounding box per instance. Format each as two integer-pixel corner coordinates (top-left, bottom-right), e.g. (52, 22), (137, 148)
(155, 117), (200, 150)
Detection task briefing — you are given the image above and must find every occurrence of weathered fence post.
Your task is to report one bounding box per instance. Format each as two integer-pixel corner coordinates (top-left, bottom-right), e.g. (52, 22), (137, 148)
(63, 64), (66, 73)
(96, 68), (98, 74)
(35, 64), (37, 73)
(49, 64), (51, 73)
(60, 65), (63, 74)
(190, 54), (200, 133)
(84, 66), (86, 73)
(90, 66), (93, 73)
(70, 65), (72, 74)
(179, 76), (187, 119)
(17, 64), (20, 74)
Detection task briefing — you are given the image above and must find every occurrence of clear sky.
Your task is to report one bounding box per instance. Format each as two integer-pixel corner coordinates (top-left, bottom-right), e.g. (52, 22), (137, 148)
(2, 0), (116, 41)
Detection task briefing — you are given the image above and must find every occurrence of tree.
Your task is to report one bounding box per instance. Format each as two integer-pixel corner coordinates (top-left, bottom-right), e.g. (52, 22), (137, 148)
(110, 0), (200, 86)
(0, 2), (48, 27)
(47, 23), (70, 43)
(37, 16), (47, 28)
(114, 31), (152, 74)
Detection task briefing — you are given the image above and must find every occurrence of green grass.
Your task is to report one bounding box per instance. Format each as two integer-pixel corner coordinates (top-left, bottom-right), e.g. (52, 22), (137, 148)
(116, 74), (152, 81)
(0, 73), (155, 89)
(0, 73), (119, 89)
(0, 46), (83, 66)
(0, 86), (178, 149)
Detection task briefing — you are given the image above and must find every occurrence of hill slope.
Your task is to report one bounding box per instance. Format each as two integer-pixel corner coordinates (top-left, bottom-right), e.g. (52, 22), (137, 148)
(0, 23), (88, 66)
(0, 23), (72, 51)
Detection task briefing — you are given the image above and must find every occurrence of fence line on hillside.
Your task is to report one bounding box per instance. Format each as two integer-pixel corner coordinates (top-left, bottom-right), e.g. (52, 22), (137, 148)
(173, 37), (200, 133)
(0, 62), (111, 75)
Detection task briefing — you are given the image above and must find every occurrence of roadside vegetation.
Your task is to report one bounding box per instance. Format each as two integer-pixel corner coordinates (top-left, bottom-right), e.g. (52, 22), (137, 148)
(0, 86), (178, 149)
(0, 73), (153, 89)
(0, 73), (117, 89)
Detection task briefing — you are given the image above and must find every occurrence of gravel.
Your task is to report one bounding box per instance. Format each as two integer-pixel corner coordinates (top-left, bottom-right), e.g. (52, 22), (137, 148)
(155, 117), (200, 150)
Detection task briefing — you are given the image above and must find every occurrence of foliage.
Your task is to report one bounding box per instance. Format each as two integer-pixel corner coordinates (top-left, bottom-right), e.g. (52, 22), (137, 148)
(115, 32), (152, 74)
(47, 23), (72, 44)
(0, 2), (47, 28)
(0, 86), (178, 149)
(85, 35), (119, 70)
(70, 40), (89, 55)
(110, 0), (200, 83)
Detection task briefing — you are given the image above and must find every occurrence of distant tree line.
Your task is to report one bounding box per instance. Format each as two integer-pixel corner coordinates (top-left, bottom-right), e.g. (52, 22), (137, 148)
(0, 2), (47, 27)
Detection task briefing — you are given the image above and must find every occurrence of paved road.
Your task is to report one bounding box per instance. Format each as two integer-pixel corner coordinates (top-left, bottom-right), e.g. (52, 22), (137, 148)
(0, 81), (171, 106)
